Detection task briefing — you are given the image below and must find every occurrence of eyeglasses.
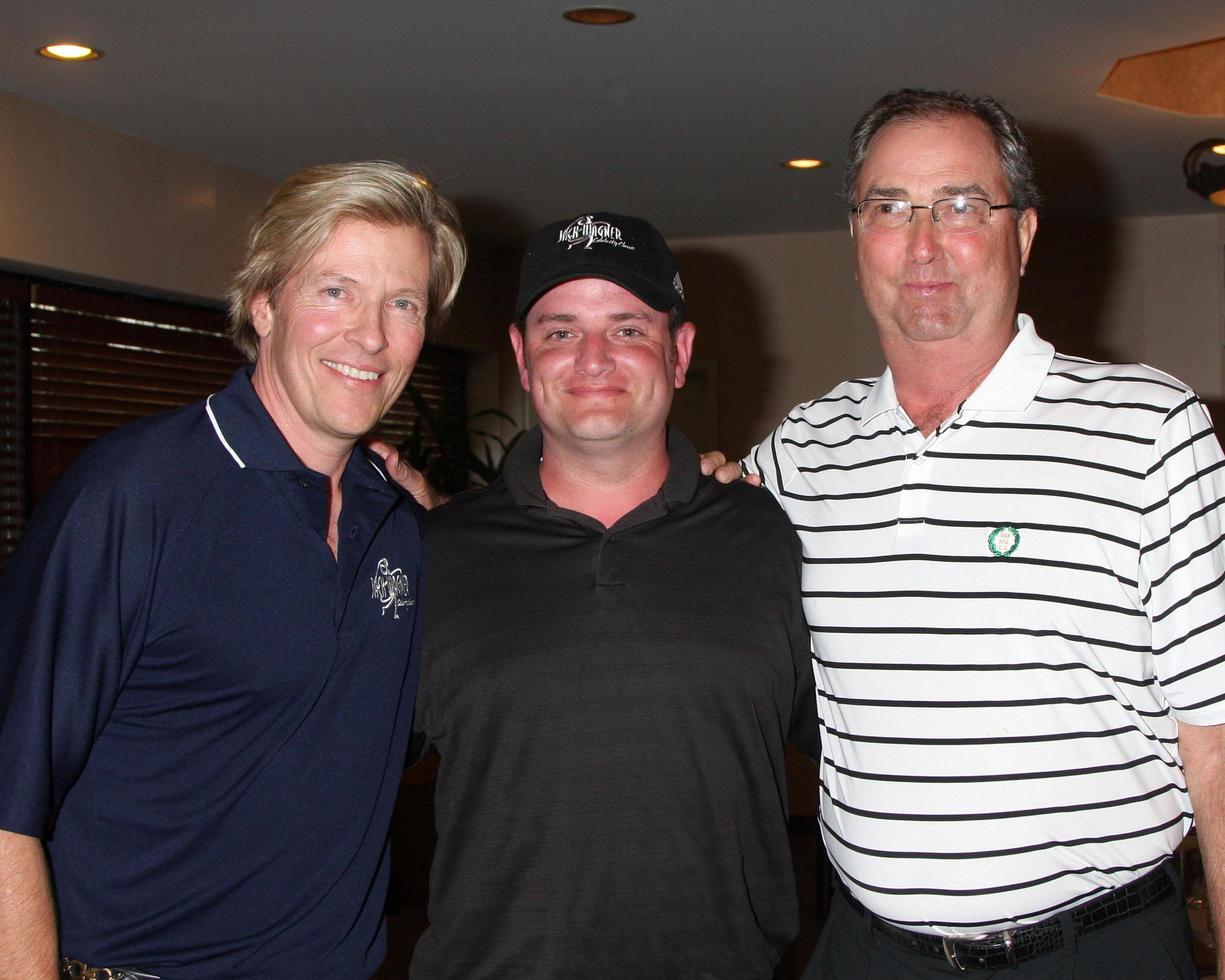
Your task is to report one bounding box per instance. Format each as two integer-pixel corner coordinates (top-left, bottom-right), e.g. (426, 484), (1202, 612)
(850, 195), (1018, 234)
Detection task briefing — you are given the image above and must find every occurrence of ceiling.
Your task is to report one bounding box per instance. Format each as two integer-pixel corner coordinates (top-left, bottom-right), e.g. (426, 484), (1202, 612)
(2, 1), (1223, 245)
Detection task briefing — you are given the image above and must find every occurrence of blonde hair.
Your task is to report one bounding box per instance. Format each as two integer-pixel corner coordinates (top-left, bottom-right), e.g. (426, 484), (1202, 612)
(227, 161), (467, 361)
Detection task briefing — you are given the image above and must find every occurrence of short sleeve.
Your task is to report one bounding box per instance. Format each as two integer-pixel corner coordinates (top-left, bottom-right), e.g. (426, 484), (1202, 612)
(742, 419), (798, 499)
(1141, 395), (1225, 723)
(0, 457), (153, 837)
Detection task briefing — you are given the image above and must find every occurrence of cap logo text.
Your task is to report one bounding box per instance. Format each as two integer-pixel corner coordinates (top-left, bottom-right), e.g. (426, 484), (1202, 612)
(557, 215), (635, 251)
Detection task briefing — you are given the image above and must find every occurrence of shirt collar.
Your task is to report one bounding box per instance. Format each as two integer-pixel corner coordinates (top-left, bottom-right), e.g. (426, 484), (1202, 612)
(860, 370), (900, 425)
(204, 366), (393, 487)
(962, 314), (1054, 411)
(858, 314), (1054, 426)
(504, 425), (701, 521)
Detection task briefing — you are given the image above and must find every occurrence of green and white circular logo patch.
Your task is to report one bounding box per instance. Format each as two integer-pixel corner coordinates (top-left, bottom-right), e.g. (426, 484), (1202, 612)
(988, 525), (1020, 557)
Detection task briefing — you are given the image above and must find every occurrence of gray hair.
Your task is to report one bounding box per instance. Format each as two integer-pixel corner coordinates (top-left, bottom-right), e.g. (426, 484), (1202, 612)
(844, 89), (1040, 213)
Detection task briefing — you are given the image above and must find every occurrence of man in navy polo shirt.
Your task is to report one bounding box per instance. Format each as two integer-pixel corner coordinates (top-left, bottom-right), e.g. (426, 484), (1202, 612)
(0, 161), (465, 978)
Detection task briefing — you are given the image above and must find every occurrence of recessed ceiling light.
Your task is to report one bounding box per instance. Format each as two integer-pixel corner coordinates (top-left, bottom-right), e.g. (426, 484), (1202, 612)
(781, 159), (827, 170)
(563, 7), (635, 25)
(38, 43), (102, 62)
(1213, 143), (1225, 156)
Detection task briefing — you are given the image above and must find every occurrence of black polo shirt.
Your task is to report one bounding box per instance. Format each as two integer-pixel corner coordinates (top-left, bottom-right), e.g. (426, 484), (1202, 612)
(412, 426), (818, 979)
(0, 368), (424, 977)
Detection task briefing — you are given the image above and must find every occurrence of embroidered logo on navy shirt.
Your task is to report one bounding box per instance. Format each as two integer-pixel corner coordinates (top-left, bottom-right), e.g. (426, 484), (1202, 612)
(371, 558), (414, 618)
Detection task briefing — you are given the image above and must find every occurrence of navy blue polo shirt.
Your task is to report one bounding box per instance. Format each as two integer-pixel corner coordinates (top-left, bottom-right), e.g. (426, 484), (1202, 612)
(0, 368), (424, 977)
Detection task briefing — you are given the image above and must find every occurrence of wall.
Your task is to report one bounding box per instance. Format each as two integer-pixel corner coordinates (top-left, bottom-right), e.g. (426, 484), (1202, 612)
(670, 229), (877, 457)
(2, 87), (1222, 457)
(672, 211), (1225, 458)
(0, 91), (274, 303)
(0, 90), (522, 447)
(433, 241), (529, 440)
(1022, 213), (1225, 404)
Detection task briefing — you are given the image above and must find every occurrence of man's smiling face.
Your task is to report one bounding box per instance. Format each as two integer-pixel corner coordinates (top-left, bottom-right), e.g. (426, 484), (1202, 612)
(852, 113), (1036, 355)
(510, 277), (693, 456)
(249, 217), (431, 462)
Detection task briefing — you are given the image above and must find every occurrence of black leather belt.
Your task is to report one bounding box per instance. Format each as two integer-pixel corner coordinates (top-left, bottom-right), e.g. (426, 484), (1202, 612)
(840, 860), (1176, 971)
(62, 958), (161, 980)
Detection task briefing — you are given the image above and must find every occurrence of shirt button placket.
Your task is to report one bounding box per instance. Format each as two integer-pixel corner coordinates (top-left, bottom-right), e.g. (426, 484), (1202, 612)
(896, 429), (929, 550)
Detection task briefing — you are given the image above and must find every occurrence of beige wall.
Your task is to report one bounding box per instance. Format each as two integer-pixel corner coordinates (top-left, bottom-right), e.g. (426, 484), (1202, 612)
(2, 87), (1222, 458)
(673, 211), (1225, 457)
(0, 91), (274, 303)
(0, 91), (523, 441)
(671, 230), (877, 456)
(1022, 213), (1225, 402)
(437, 242), (529, 439)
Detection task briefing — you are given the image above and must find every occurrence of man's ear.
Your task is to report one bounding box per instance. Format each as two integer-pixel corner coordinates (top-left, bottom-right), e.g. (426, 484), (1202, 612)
(251, 293), (275, 339)
(508, 323), (529, 392)
(671, 322), (696, 388)
(1017, 208), (1038, 274)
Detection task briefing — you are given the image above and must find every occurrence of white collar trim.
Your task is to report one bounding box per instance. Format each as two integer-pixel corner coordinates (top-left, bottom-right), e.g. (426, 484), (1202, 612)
(205, 394), (246, 469)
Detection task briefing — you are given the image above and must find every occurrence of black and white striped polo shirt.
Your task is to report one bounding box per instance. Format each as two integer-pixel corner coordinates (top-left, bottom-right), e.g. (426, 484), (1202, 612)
(745, 315), (1225, 936)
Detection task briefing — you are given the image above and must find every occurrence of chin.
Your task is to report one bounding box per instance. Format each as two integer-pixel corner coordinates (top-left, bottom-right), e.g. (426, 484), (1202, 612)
(900, 310), (964, 340)
(324, 410), (383, 442)
(559, 419), (628, 442)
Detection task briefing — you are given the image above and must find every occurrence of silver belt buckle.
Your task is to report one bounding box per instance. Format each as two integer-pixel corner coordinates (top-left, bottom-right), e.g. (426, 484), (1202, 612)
(941, 930), (1008, 971)
(63, 961), (161, 980)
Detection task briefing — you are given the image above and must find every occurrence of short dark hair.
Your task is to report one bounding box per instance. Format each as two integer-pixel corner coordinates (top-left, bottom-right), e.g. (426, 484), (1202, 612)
(844, 89), (1040, 213)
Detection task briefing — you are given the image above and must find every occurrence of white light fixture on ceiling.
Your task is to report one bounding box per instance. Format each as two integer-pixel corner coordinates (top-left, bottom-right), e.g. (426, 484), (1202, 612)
(38, 42), (102, 62)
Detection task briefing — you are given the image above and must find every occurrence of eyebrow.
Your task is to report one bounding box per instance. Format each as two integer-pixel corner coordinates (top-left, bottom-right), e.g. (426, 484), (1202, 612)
(533, 309), (654, 325)
(310, 271), (359, 286)
(865, 186), (908, 199)
(863, 182), (991, 200)
(314, 271), (426, 300)
(391, 286), (428, 303)
(937, 182), (990, 198)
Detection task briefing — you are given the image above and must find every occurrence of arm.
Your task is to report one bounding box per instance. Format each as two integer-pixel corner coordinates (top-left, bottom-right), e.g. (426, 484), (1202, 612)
(1138, 395), (1225, 972)
(367, 439), (448, 510)
(0, 829), (58, 979)
(0, 447), (153, 966)
(1179, 720), (1225, 973)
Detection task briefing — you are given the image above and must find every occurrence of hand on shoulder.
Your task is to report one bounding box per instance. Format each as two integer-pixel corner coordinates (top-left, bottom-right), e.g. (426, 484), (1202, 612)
(699, 450), (762, 487)
(366, 440), (449, 510)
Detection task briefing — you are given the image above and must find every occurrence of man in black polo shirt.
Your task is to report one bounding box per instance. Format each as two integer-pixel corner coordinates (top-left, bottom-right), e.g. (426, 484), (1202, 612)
(409, 213), (819, 979)
(0, 162), (465, 978)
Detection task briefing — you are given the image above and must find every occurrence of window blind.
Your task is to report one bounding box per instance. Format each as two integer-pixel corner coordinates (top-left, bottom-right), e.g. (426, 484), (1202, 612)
(1, 274), (466, 567)
(0, 274), (27, 564)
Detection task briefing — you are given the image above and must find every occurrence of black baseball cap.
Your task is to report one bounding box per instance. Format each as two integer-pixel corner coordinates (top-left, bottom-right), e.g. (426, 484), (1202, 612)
(514, 212), (686, 323)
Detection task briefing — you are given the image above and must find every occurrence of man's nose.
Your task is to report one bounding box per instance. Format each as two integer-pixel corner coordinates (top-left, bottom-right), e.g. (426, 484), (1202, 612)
(346, 304), (389, 354)
(906, 209), (939, 263)
(575, 333), (614, 374)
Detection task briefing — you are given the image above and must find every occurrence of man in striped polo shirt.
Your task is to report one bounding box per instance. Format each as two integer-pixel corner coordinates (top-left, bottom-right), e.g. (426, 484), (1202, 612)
(727, 90), (1225, 977)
